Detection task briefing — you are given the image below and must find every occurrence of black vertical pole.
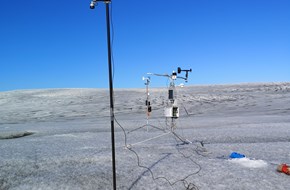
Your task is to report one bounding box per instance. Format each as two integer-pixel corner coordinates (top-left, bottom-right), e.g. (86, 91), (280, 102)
(105, 2), (117, 190)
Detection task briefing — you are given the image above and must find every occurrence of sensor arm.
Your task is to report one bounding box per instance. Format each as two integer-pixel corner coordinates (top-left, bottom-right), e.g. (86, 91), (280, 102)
(90, 0), (111, 9)
(176, 76), (187, 80)
(147, 73), (171, 78)
(177, 67), (192, 74)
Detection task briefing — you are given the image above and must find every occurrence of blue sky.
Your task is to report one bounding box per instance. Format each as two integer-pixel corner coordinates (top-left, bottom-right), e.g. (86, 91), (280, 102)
(0, 0), (289, 91)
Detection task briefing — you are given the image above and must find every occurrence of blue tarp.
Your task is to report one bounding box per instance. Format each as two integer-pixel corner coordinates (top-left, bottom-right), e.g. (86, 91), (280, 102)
(230, 152), (245, 159)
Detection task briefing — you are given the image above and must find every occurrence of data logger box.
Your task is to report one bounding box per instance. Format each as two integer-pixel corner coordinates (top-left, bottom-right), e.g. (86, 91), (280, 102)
(164, 106), (179, 118)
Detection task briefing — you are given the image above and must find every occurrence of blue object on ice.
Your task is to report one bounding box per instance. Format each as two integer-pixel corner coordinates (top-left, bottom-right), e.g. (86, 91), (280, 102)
(230, 152), (245, 159)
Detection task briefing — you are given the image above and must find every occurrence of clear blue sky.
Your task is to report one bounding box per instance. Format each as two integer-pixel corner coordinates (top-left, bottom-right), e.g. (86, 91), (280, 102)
(0, 0), (289, 91)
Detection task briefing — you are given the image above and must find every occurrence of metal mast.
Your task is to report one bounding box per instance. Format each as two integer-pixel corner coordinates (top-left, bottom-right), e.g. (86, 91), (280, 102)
(90, 1), (116, 189)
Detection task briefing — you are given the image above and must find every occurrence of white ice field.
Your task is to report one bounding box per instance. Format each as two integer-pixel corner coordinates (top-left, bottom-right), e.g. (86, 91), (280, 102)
(1, 82), (290, 190)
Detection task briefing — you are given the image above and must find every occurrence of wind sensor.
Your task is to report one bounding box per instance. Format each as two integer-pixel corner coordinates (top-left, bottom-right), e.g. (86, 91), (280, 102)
(177, 67), (192, 82)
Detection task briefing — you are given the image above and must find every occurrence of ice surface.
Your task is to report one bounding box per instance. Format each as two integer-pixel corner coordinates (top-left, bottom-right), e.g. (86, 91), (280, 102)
(228, 158), (268, 168)
(0, 83), (290, 189)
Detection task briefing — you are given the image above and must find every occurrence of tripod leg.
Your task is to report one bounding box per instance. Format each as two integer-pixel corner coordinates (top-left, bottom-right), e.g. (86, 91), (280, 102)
(127, 124), (166, 134)
(170, 118), (192, 144)
(147, 124), (166, 132)
(171, 130), (192, 144)
(127, 125), (146, 134)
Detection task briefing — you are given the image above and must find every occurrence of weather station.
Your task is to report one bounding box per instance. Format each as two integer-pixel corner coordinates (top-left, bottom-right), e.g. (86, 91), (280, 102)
(127, 76), (167, 133)
(147, 67), (192, 144)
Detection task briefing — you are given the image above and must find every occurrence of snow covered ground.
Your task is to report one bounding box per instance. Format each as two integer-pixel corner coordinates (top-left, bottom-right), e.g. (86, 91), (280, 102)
(0, 82), (290, 190)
